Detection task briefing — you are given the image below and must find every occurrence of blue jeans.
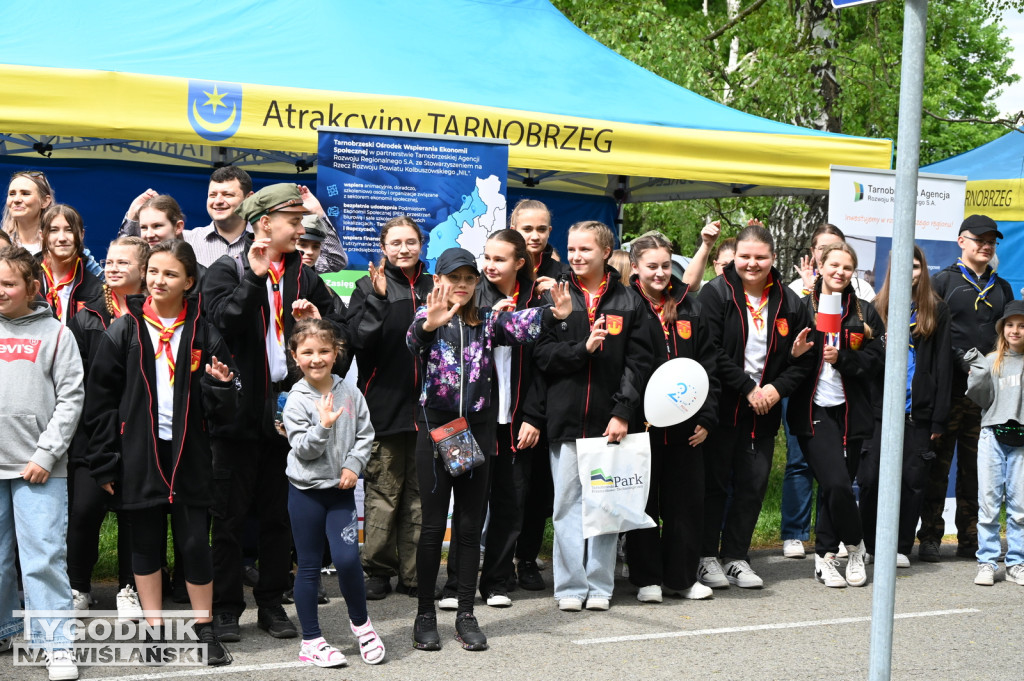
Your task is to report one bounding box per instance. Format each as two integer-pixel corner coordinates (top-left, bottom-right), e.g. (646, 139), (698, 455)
(780, 398), (813, 542)
(0, 477), (75, 649)
(976, 428), (1024, 567)
(550, 441), (618, 601)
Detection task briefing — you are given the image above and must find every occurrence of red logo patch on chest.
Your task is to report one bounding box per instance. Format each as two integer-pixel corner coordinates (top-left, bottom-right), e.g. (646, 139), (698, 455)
(676, 320), (692, 339)
(0, 338), (41, 363)
(191, 349), (203, 372)
(849, 332), (864, 351)
(775, 318), (789, 337)
(605, 315), (623, 335)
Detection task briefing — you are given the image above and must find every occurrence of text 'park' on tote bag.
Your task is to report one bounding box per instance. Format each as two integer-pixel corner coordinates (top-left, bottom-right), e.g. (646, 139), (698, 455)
(575, 432), (656, 539)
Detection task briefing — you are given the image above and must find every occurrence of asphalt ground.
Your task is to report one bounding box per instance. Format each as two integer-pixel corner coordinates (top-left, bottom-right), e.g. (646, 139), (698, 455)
(4, 543), (1021, 681)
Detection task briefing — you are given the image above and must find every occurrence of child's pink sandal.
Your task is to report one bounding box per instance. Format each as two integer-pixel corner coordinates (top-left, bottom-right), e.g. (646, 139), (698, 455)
(350, 618), (385, 665)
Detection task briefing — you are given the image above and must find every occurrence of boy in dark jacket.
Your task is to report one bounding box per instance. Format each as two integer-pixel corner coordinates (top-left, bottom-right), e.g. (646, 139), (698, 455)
(202, 184), (345, 641)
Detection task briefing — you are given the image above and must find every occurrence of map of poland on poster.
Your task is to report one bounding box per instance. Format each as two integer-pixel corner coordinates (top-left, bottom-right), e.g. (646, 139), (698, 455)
(317, 127), (509, 273)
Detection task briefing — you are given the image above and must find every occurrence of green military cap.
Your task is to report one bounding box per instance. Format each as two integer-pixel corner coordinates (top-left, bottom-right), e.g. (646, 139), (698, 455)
(300, 214), (327, 243)
(236, 183), (308, 224)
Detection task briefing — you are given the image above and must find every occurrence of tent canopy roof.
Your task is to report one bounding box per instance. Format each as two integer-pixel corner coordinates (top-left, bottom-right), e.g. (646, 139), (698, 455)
(0, 0), (892, 200)
(922, 128), (1024, 181)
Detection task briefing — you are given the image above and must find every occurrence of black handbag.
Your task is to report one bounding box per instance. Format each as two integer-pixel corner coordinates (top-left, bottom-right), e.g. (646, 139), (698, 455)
(993, 421), (1024, 447)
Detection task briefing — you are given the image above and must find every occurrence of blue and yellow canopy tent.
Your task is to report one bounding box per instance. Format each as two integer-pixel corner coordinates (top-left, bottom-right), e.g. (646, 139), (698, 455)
(922, 129), (1024, 294)
(0, 0), (892, 245)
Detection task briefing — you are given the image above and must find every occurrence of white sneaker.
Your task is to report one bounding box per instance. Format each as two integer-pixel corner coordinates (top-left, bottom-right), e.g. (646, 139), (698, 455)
(814, 553), (847, 588)
(845, 541), (868, 587)
(299, 637), (347, 668)
(782, 539), (806, 559)
(679, 582), (713, 600)
(896, 553), (911, 569)
(585, 597), (610, 611)
(637, 585), (662, 603)
(46, 649), (79, 680)
(116, 585), (144, 622)
(723, 560), (763, 588)
(534, 558), (548, 570)
(485, 591), (512, 607)
(558, 597), (583, 611)
(1007, 564), (1024, 586)
(438, 595), (458, 611)
(71, 589), (93, 612)
(836, 542), (848, 559)
(975, 563), (997, 586)
(697, 557), (730, 589)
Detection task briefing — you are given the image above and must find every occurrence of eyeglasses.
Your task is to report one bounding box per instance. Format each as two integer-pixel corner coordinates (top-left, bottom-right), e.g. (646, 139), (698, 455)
(385, 238), (421, 250)
(963, 235), (999, 248)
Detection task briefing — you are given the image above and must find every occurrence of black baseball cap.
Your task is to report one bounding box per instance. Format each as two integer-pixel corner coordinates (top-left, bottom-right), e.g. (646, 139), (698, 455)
(435, 248), (479, 276)
(960, 214), (1003, 239)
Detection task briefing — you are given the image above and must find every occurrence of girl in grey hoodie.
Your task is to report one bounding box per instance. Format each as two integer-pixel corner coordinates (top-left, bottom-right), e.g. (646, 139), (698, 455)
(282, 319), (383, 668)
(966, 299), (1024, 588)
(0, 246), (84, 680)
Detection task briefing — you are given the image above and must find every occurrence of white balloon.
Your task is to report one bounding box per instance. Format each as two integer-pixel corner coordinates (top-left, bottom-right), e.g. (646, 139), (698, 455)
(643, 357), (710, 428)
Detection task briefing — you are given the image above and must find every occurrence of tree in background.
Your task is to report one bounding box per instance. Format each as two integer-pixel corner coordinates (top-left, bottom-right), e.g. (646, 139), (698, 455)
(553, 0), (1019, 278)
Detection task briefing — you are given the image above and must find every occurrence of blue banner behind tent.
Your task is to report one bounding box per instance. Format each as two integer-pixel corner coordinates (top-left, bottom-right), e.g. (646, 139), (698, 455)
(316, 128), (508, 272)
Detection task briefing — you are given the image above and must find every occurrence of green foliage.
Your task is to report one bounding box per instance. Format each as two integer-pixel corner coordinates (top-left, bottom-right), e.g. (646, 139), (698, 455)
(552, 0), (1020, 267)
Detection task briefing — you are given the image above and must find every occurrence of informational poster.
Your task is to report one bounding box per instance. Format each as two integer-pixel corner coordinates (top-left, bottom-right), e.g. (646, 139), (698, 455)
(829, 165), (967, 535)
(317, 127), (509, 275)
(828, 165), (967, 290)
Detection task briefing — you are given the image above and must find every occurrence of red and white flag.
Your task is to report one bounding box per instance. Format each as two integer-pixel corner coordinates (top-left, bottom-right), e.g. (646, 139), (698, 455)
(817, 293), (842, 334)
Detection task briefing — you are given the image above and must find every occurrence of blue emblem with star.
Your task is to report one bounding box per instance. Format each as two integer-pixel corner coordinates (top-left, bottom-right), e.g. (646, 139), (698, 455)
(187, 80), (243, 142)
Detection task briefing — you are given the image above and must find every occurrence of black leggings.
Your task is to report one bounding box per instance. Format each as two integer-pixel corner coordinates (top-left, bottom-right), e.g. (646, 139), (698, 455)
(799, 404), (863, 557)
(67, 463), (133, 592)
(128, 503), (212, 585)
(416, 415), (494, 615)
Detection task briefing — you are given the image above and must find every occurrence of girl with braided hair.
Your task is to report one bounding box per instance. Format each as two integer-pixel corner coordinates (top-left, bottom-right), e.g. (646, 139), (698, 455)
(66, 237), (149, 615)
(788, 241), (885, 589)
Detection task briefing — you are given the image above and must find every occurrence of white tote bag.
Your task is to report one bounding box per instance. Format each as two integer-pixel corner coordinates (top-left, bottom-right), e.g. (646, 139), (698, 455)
(575, 432), (656, 539)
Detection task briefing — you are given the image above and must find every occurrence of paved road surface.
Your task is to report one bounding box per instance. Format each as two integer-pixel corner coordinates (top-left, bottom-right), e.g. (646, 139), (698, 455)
(3, 544), (1020, 681)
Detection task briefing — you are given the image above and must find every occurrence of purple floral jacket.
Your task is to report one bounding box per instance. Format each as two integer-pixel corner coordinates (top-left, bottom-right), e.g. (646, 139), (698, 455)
(407, 305), (553, 415)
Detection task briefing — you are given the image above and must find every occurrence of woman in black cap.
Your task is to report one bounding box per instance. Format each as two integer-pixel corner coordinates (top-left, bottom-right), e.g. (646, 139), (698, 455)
(407, 247), (571, 652)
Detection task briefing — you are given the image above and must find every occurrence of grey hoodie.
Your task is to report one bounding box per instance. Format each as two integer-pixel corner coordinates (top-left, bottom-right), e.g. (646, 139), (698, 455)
(282, 375), (374, 490)
(0, 301), (84, 478)
(965, 347), (1024, 428)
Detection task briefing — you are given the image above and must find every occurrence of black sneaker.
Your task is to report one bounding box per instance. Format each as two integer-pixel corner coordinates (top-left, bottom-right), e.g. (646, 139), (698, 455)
(140, 626), (166, 667)
(413, 612), (441, 651)
(256, 605), (298, 639)
(918, 540), (941, 563)
(394, 581), (418, 596)
(365, 575), (391, 601)
(195, 622), (232, 667)
(455, 612), (488, 651)
(212, 612), (240, 643)
(517, 561), (545, 591)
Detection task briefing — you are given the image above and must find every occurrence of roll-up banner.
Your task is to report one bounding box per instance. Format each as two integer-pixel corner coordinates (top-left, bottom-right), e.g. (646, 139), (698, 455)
(828, 166), (967, 289)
